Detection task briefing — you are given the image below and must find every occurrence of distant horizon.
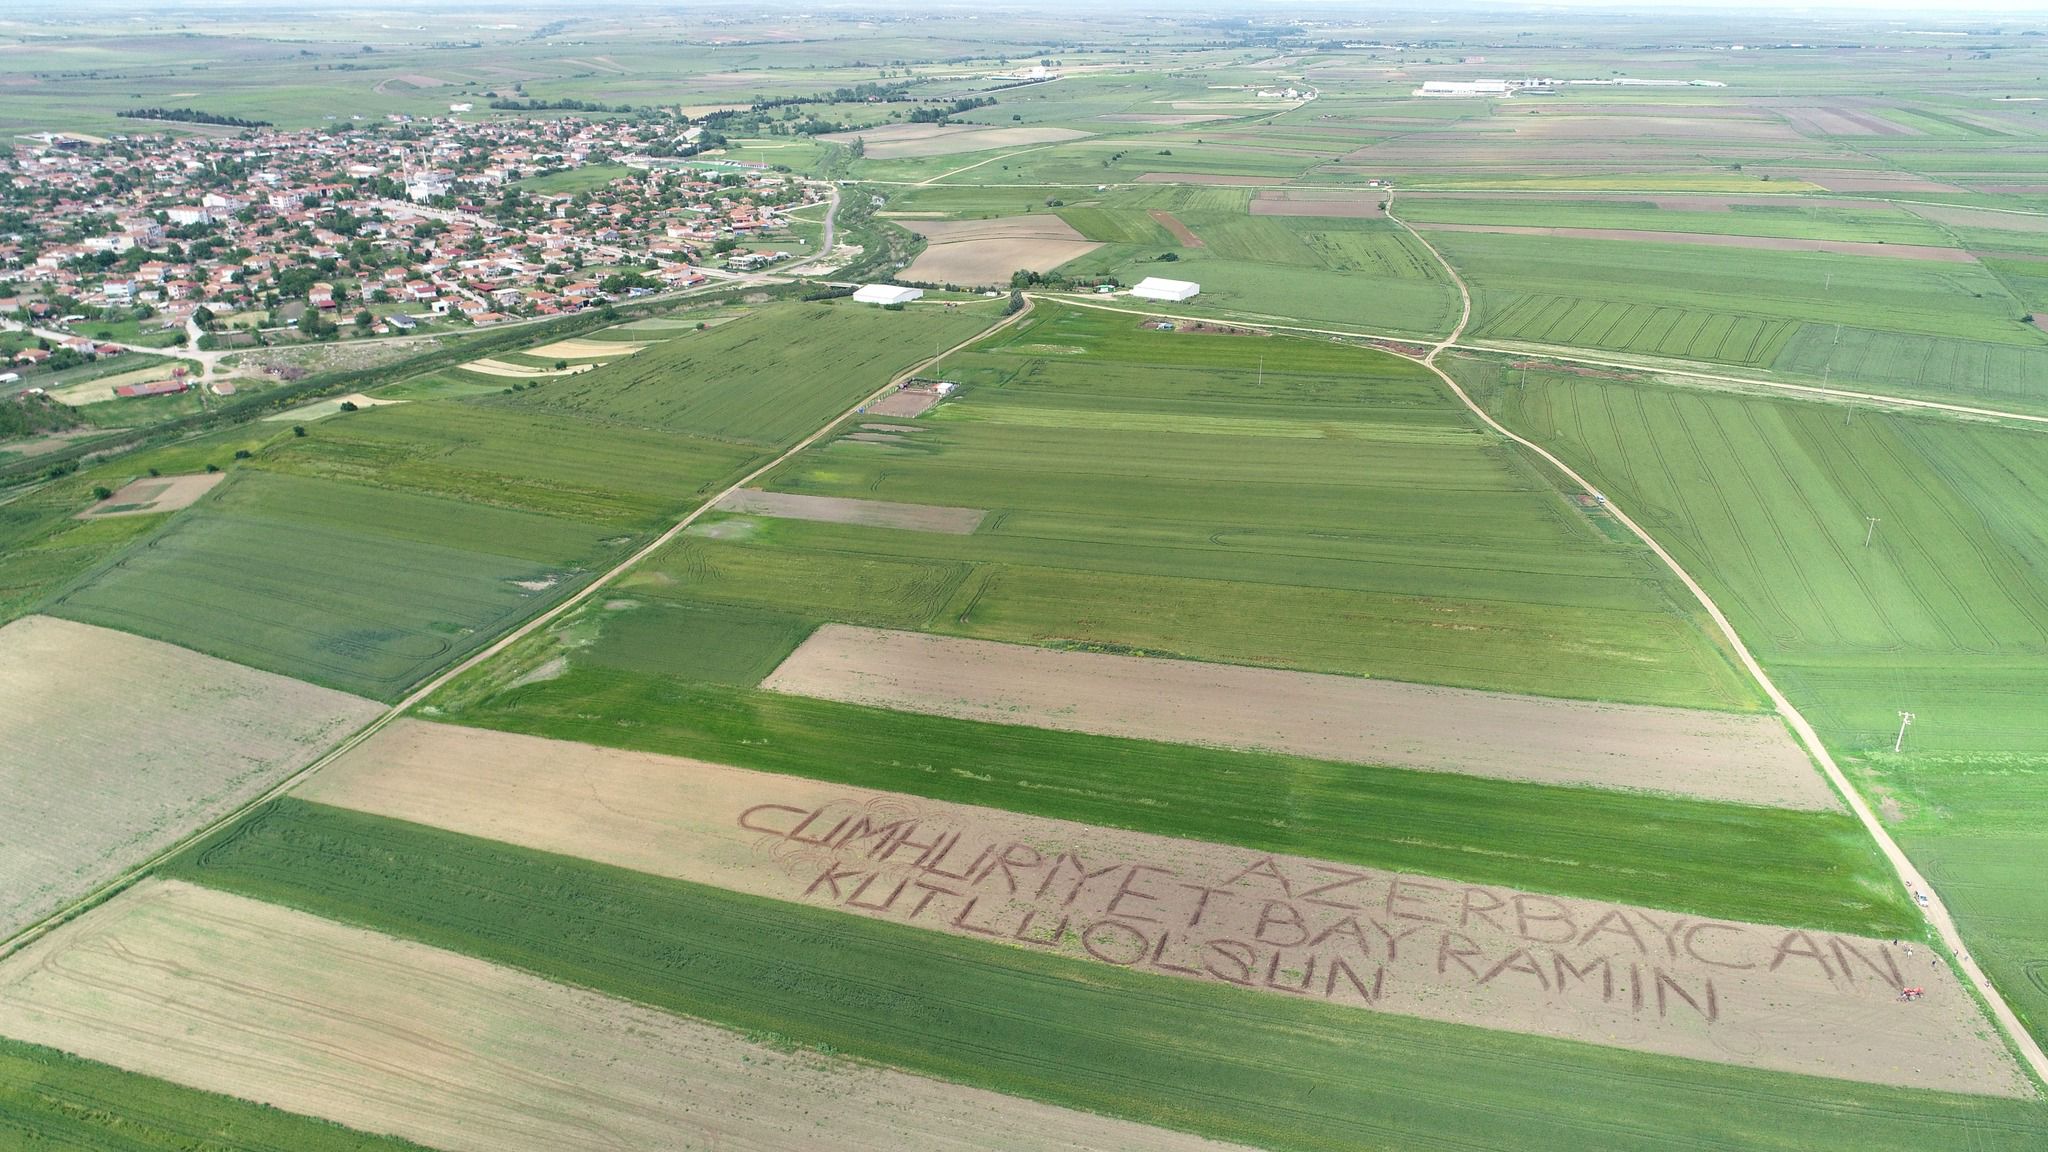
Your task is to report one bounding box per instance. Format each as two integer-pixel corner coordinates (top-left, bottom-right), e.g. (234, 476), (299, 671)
(10, 0), (2048, 18)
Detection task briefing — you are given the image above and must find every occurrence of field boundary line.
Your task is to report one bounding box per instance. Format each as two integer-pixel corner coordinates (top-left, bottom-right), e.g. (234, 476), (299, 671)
(1458, 340), (2048, 429)
(1386, 189), (2048, 1091)
(1038, 294), (2048, 431)
(0, 301), (1032, 965)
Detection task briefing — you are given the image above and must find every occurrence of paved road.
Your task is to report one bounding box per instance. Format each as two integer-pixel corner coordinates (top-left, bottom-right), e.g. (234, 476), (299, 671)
(1383, 189), (2048, 1092)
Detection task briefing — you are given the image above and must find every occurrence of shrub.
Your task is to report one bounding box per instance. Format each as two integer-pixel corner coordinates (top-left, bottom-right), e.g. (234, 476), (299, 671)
(204, 463), (220, 473)
(233, 449), (252, 460)
(292, 424), (307, 437)
(338, 400), (358, 412)
(92, 485), (113, 501)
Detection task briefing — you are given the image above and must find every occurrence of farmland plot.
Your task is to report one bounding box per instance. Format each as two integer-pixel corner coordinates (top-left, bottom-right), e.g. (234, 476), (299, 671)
(434, 602), (1905, 934)
(48, 471), (617, 700)
(695, 304), (1759, 710)
(760, 624), (1832, 807)
(496, 301), (997, 445)
(1470, 359), (2048, 1050)
(165, 800), (2048, 1152)
(0, 616), (379, 940)
(298, 720), (2008, 1092)
(0, 880), (1236, 1152)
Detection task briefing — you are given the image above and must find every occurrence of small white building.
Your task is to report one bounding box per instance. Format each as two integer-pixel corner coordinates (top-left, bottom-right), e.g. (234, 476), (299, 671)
(1416, 80), (1513, 98)
(1131, 277), (1199, 303)
(853, 284), (924, 306)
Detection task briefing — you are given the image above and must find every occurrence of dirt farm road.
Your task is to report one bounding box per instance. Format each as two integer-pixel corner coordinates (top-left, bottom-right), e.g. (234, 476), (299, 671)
(1383, 189), (2048, 1091)
(0, 299), (1037, 965)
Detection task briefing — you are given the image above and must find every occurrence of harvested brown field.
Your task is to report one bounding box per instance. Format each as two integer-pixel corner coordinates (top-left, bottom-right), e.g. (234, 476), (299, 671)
(0, 880), (1240, 1152)
(525, 337), (648, 359)
(763, 625), (1837, 810)
(715, 488), (986, 534)
(459, 357), (598, 379)
(1134, 172), (1286, 186)
(820, 123), (1091, 159)
(0, 617), (380, 941)
(1785, 170), (1969, 195)
(900, 216), (1102, 286)
(1411, 222), (1976, 262)
(297, 720), (2022, 1095)
(75, 472), (224, 519)
(1148, 209), (1205, 247)
(1776, 105), (1917, 138)
(1903, 204), (2048, 234)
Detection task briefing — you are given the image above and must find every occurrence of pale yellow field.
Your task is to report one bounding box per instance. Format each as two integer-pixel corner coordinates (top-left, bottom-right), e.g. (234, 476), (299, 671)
(0, 880), (1245, 1152)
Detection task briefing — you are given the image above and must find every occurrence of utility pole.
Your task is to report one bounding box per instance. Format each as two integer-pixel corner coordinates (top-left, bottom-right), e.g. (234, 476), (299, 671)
(1894, 711), (1915, 754)
(1864, 516), (1881, 547)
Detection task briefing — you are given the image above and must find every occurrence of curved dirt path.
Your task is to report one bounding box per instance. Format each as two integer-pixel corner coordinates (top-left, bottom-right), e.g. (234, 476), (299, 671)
(1384, 189), (2048, 1091)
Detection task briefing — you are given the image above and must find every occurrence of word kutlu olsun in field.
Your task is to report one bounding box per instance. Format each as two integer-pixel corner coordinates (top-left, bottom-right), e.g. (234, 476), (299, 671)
(738, 791), (2017, 1094)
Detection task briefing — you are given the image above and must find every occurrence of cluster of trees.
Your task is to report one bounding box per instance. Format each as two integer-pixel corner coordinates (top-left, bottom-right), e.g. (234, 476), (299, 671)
(489, 97), (640, 114)
(598, 270), (660, 294)
(906, 96), (997, 125)
(117, 107), (271, 128)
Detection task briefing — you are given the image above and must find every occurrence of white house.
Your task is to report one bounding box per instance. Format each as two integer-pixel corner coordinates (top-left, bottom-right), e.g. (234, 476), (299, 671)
(852, 284), (924, 306)
(1131, 277), (1199, 303)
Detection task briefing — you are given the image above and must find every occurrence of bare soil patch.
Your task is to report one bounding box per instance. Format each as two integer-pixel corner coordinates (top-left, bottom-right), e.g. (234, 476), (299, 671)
(1135, 172), (1286, 187)
(821, 124), (1091, 159)
(0, 617), (379, 940)
(458, 358), (598, 379)
(901, 216), (1102, 287)
(1777, 105), (1917, 138)
(716, 488), (986, 534)
(1785, 171), (1969, 195)
(525, 337), (647, 359)
(1411, 222), (1976, 263)
(1903, 204), (2048, 235)
(49, 365), (183, 406)
(765, 625), (1837, 810)
(3, 428), (102, 458)
(1148, 209), (1206, 247)
(262, 392), (405, 422)
(867, 390), (941, 418)
(0, 880), (1238, 1152)
(298, 721), (2021, 1096)
(75, 472), (223, 519)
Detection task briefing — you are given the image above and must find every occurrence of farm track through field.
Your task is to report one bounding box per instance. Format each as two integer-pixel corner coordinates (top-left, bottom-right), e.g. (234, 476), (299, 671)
(1043, 300), (2048, 432)
(0, 303), (1034, 966)
(1383, 189), (2048, 1092)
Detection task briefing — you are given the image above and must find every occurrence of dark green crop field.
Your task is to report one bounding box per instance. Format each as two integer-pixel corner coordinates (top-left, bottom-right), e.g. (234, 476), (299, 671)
(46, 471), (614, 699)
(253, 401), (758, 527)
(1467, 356), (2048, 1049)
(0, 1036), (424, 1151)
(429, 586), (1909, 938)
(608, 303), (1758, 708)
(495, 300), (999, 445)
(165, 801), (2048, 1152)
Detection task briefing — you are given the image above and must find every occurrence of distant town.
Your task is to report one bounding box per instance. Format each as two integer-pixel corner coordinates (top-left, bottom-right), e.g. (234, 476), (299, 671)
(0, 111), (828, 363)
